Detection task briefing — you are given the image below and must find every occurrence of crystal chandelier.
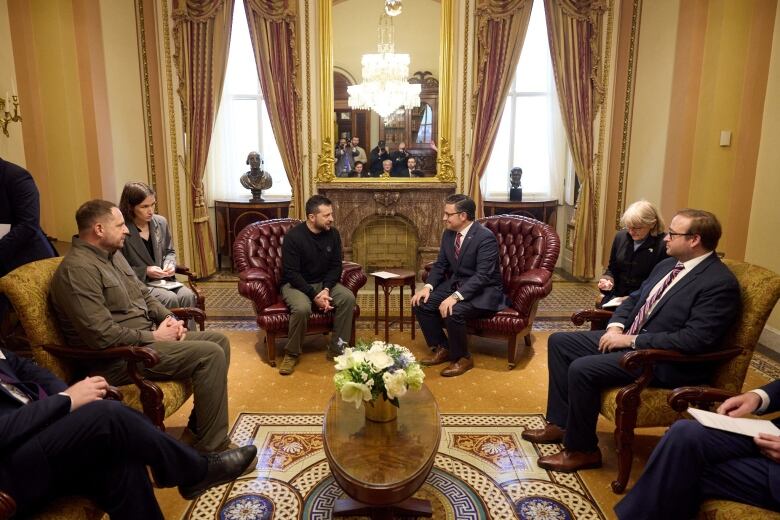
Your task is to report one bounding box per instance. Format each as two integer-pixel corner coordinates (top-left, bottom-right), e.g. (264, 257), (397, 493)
(347, 12), (420, 119)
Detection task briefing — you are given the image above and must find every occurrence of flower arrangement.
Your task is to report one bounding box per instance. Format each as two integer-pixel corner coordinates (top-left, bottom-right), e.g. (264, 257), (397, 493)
(333, 339), (425, 409)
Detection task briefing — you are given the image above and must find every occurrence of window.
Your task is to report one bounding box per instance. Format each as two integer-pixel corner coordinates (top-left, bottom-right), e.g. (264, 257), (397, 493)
(480, 1), (567, 200)
(206, 1), (290, 202)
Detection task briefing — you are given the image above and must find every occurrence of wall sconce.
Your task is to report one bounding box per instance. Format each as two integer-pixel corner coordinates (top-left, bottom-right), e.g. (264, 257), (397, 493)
(1, 94), (22, 138)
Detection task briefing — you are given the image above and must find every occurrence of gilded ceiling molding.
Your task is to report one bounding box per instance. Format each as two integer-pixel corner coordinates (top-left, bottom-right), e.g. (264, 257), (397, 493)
(615, 0), (642, 229)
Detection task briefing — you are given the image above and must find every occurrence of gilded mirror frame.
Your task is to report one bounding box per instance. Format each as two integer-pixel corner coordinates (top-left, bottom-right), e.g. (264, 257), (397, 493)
(315, 0), (456, 183)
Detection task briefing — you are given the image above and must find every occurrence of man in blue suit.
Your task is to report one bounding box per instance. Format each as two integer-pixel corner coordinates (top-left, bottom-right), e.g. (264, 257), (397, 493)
(0, 349), (256, 519)
(615, 381), (780, 519)
(523, 209), (741, 471)
(411, 194), (508, 377)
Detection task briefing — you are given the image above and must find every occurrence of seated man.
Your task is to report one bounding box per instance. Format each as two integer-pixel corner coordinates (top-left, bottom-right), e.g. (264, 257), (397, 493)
(278, 195), (355, 375)
(522, 209), (741, 472)
(0, 348), (256, 520)
(50, 200), (232, 453)
(411, 194), (508, 377)
(615, 381), (780, 519)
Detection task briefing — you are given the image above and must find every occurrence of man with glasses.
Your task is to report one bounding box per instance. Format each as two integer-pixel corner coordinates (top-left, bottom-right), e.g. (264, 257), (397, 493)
(411, 194), (508, 377)
(522, 209), (740, 472)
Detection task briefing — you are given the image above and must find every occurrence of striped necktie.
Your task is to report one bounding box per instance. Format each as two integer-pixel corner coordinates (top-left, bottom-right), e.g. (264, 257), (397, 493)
(626, 262), (685, 335)
(454, 232), (462, 259)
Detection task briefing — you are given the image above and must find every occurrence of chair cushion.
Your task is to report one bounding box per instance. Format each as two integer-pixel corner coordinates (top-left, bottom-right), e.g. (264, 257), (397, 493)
(35, 497), (106, 520)
(700, 499), (780, 520)
(120, 380), (193, 420)
(600, 387), (683, 427)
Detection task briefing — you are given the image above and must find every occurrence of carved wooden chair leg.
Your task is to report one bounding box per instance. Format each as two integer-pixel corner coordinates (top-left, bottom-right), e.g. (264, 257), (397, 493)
(524, 334), (532, 346)
(507, 335), (518, 370)
(266, 333), (277, 367)
(612, 392), (640, 493)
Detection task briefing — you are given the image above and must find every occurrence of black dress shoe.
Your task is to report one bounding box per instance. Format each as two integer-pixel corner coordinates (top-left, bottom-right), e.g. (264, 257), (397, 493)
(179, 445), (258, 500)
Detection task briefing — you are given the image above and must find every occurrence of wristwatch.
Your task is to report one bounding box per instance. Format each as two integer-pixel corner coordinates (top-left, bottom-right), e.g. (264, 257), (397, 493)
(629, 338), (637, 350)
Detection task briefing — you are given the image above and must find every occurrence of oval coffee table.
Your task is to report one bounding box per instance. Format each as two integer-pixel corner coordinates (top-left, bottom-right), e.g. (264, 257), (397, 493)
(323, 384), (440, 519)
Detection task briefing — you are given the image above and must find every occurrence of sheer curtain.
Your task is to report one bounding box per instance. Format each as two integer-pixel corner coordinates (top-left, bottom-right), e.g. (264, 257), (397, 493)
(205, 0), (290, 203)
(480, 1), (566, 200)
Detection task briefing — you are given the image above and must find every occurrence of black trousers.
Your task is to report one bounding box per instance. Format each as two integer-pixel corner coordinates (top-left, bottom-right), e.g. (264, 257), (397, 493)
(0, 400), (207, 519)
(413, 285), (493, 361)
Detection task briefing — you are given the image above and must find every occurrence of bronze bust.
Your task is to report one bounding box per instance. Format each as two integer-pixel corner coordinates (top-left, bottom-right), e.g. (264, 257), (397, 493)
(240, 151), (273, 202)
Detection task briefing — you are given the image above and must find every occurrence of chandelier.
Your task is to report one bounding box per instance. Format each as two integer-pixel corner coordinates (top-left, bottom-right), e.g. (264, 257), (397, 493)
(347, 11), (420, 119)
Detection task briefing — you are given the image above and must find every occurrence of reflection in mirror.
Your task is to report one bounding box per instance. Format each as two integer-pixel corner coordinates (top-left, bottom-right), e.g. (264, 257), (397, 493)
(332, 0), (440, 179)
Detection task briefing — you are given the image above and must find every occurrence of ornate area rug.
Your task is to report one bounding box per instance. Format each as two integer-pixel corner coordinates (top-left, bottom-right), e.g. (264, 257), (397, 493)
(182, 413), (606, 520)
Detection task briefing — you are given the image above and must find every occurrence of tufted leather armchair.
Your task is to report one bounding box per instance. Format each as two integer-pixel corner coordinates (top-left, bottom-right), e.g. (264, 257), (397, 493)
(233, 218), (368, 366)
(422, 214), (560, 369)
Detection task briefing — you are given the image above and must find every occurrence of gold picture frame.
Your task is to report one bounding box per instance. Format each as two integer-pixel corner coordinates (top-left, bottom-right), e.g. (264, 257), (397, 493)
(315, 0), (455, 184)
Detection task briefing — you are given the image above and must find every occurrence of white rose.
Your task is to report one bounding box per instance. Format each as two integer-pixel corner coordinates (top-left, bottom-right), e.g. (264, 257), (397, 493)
(383, 370), (408, 400)
(340, 381), (372, 408)
(371, 340), (386, 350)
(365, 350), (394, 371)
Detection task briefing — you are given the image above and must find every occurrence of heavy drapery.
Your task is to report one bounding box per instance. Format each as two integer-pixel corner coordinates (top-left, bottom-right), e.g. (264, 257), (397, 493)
(243, 0), (303, 219)
(469, 0), (533, 213)
(544, 0), (608, 278)
(172, 0), (234, 276)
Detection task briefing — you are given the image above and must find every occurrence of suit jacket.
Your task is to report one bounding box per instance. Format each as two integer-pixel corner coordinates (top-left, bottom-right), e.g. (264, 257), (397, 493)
(602, 230), (668, 299)
(122, 214), (177, 282)
(0, 158), (57, 277)
(0, 350), (69, 457)
(611, 254), (741, 385)
(427, 222), (508, 312)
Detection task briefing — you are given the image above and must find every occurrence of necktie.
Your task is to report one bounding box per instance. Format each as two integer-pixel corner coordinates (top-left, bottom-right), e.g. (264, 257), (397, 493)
(454, 232), (462, 259)
(626, 262), (685, 335)
(0, 370), (48, 402)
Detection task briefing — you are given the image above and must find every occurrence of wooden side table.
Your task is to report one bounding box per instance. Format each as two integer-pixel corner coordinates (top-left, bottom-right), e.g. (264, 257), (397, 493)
(213, 198), (290, 269)
(482, 197), (558, 228)
(372, 269), (416, 344)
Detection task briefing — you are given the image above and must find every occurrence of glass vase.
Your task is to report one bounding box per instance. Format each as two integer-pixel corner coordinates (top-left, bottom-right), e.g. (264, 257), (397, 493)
(364, 396), (397, 422)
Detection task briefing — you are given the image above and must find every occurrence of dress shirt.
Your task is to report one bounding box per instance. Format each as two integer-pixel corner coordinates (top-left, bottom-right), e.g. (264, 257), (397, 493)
(425, 222), (474, 301)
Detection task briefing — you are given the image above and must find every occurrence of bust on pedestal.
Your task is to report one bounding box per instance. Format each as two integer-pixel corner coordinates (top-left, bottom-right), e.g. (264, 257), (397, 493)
(509, 167), (523, 201)
(240, 151), (273, 202)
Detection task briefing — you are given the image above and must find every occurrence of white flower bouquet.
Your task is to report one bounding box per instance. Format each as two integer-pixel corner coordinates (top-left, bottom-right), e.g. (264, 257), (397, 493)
(333, 339), (426, 409)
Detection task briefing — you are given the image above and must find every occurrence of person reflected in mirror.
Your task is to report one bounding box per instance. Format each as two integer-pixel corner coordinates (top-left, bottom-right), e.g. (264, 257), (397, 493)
(369, 140), (390, 176)
(380, 159), (393, 178)
(334, 137), (357, 178)
(598, 200), (668, 308)
(393, 156), (424, 178)
(350, 136), (367, 164)
(119, 182), (197, 312)
(390, 142), (410, 175)
(349, 161), (369, 178)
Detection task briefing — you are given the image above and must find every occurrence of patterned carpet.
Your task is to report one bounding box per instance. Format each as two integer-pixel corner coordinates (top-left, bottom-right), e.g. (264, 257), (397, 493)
(182, 412), (606, 520)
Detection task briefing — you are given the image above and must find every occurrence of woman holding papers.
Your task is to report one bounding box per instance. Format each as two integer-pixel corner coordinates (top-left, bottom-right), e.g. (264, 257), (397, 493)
(598, 200), (668, 307)
(615, 381), (780, 519)
(119, 182), (196, 311)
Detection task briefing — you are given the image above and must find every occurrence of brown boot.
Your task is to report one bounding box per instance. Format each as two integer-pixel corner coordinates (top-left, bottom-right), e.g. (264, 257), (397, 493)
(537, 449), (602, 472)
(521, 423), (566, 444)
(420, 346), (449, 366)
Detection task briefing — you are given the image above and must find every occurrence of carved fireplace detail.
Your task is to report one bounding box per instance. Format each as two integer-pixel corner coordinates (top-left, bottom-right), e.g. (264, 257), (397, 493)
(318, 182), (456, 271)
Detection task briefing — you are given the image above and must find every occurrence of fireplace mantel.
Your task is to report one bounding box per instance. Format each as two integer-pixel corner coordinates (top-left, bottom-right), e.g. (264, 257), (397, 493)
(318, 182), (456, 270)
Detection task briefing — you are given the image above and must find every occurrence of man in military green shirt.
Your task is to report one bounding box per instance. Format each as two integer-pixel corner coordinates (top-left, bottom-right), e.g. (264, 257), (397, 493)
(50, 199), (231, 453)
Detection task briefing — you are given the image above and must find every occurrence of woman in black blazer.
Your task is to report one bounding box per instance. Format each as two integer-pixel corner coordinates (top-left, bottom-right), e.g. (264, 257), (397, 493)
(599, 200), (668, 307)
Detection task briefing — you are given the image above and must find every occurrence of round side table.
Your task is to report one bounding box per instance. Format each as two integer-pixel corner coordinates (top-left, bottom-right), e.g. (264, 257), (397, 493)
(371, 269), (416, 344)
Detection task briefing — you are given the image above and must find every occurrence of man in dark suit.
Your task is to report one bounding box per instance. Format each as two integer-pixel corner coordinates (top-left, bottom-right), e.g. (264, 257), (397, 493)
(523, 209), (741, 472)
(615, 381), (780, 519)
(0, 157), (57, 278)
(411, 194), (508, 377)
(0, 348), (256, 519)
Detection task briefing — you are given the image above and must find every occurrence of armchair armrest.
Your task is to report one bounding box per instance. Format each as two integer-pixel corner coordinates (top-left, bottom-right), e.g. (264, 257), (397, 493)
(571, 309), (614, 327)
(619, 347), (742, 372)
(237, 268), (277, 312)
(42, 343), (162, 366)
(0, 491), (15, 520)
(510, 268), (552, 288)
(106, 385), (123, 401)
(238, 268), (274, 283)
(341, 262), (368, 294)
(175, 265), (195, 280)
(175, 265), (205, 312)
(668, 387), (739, 413)
(169, 307), (206, 331)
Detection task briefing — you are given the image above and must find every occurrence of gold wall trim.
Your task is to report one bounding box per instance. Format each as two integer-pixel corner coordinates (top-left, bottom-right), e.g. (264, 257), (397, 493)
(594, 0), (616, 238)
(135, 0), (156, 189)
(305, 0), (313, 201)
(160, 0), (184, 256)
(460, 0), (471, 194)
(315, 0), (455, 184)
(615, 0), (641, 229)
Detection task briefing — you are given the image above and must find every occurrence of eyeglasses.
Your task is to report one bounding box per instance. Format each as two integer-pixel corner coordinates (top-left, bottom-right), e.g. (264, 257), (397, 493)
(666, 229), (695, 239)
(443, 211), (464, 218)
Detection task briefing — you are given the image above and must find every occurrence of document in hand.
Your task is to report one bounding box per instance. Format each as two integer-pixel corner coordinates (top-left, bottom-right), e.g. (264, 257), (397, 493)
(601, 296), (627, 309)
(687, 407), (780, 437)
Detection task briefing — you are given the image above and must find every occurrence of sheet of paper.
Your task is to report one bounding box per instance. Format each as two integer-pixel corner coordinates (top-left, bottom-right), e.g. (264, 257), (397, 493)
(147, 279), (184, 290)
(0, 224), (10, 239)
(687, 407), (780, 437)
(371, 271), (400, 279)
(601, 296), (626, 309)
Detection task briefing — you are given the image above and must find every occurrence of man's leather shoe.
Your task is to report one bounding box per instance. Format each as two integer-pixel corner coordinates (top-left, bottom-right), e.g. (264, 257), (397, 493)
(179, 445), (258, 500)
(441, 356), (474, 377)
(537, 449), (602, 473)
(521, 424), (565, 444)
(420, 346), (450, 366)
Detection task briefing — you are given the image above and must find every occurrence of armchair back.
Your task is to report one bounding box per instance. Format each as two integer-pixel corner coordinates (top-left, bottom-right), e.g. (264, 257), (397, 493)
(233, 218), (298, 293)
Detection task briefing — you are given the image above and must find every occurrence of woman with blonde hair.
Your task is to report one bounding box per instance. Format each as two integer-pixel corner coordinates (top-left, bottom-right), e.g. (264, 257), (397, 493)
(598, 200), (668, 307)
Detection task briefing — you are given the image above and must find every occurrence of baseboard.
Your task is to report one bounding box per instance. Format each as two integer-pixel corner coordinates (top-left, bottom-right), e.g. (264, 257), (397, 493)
(760, 325), (780, 356)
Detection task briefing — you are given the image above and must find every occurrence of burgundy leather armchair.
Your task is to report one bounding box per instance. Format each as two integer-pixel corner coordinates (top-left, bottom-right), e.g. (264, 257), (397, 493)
(233, 218), (367, 366)
(422, 214), (560, 368)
